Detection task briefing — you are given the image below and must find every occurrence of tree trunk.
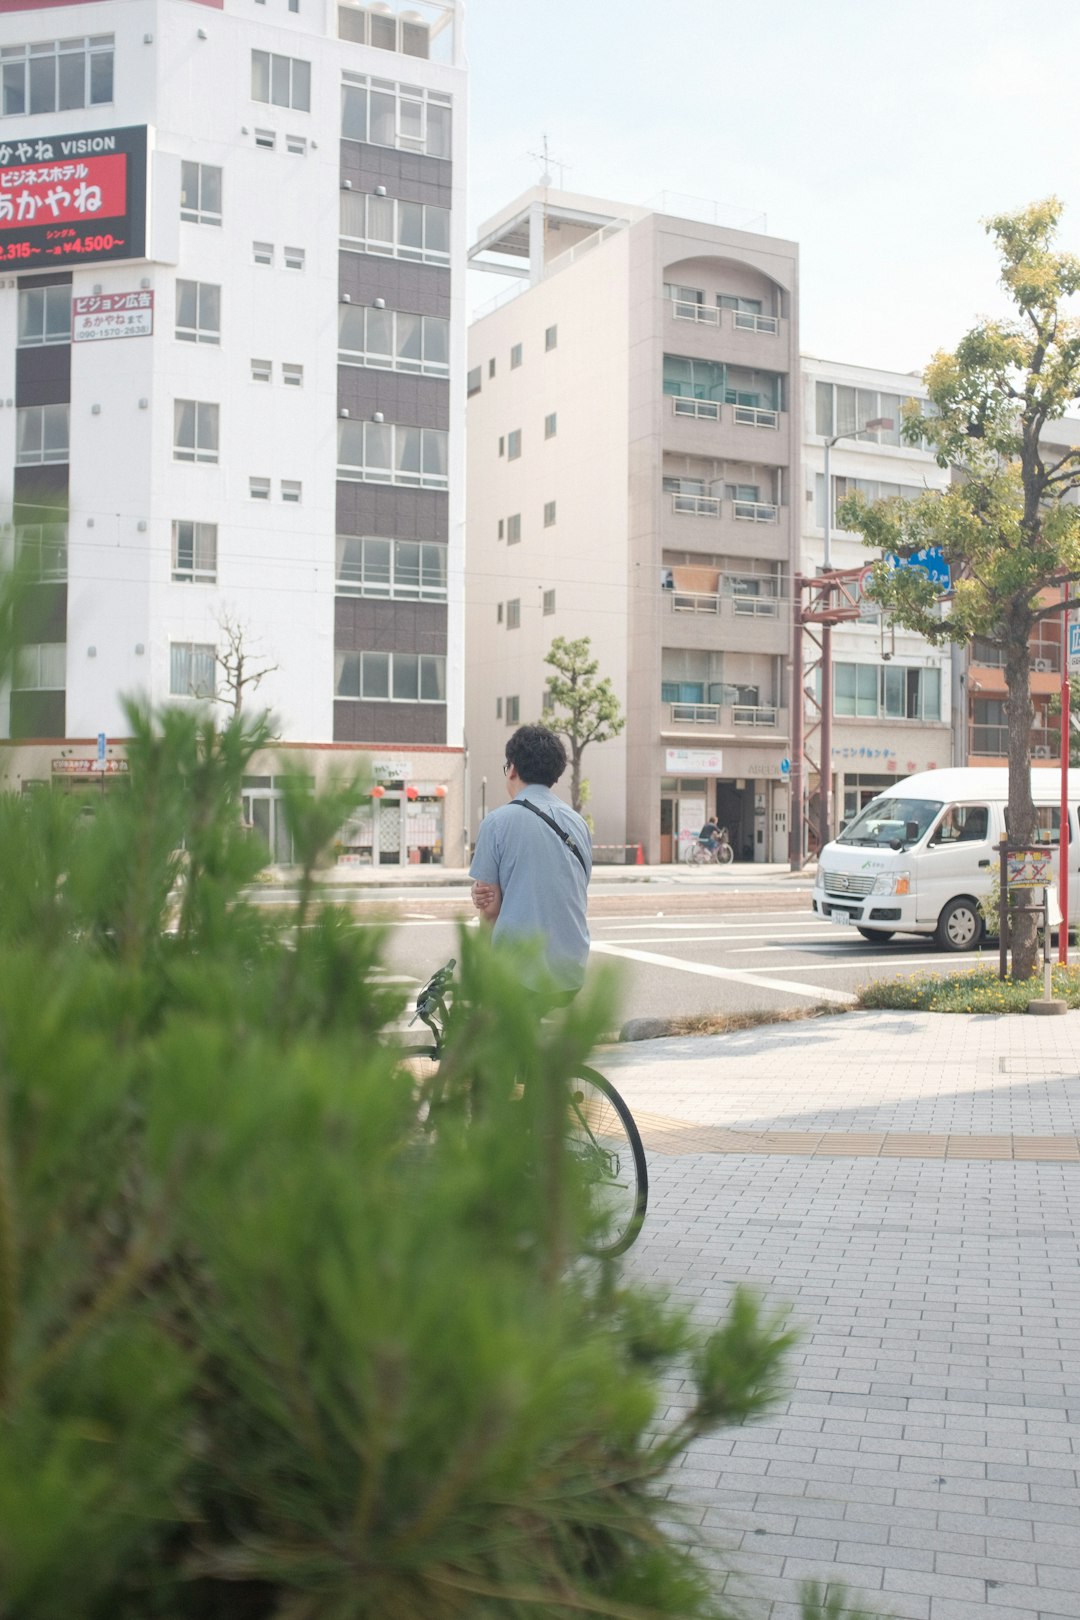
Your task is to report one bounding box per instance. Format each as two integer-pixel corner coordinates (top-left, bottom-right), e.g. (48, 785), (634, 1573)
(570, 749), (583, 814)
(1005, 613), (1038, 981)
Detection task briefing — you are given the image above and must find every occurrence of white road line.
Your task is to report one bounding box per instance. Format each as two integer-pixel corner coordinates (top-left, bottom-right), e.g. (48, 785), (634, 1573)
(734, 953), (981, 975)
(596, 931), (842, 947)
(589, 942), (857, 1004)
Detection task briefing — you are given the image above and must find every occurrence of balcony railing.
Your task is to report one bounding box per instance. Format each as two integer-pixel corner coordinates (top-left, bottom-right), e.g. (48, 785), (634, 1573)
(671, 300), (720, 325)
(732, 594), (779, 617)
(972, 726), (1059, 759)
(732, 499), (779, 522)
(15, 522), (68, 581)
(672, 396), (719, 420)
(732, 404), (779, 429)
(734, 704), (778, 726)
(671, 493), (720, 517)
(733, 310), (779, 335)
(668, 702), (781, 729)
(667, 586), (780, 619)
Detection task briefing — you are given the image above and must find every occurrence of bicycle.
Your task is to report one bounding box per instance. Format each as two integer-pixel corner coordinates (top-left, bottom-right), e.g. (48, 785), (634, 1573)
(682, 826), (734, 866)
(406, 960), (648, 1258)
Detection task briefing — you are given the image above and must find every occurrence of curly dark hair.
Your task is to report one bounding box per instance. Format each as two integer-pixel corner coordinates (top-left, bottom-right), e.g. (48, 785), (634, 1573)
(505, 724), (568, 787)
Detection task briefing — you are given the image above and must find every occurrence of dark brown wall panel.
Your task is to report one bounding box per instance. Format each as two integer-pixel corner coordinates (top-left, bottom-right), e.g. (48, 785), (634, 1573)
(334, 596), (446, 654)
(15, 343), (71, 407)
(21, 583), (67, 644)
(337, 365), (448, 429)
(333, 700), (445, 745)
(339, 142), (452, 208)
(335, 482), (447, 540)
(10, 690), (65, 740)
(338, 254), (451, 319)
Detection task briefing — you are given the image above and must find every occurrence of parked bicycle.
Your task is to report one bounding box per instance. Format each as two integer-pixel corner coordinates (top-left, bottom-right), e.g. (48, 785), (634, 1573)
(405, 960), (648, 1258)
(682, 826), (734, 866)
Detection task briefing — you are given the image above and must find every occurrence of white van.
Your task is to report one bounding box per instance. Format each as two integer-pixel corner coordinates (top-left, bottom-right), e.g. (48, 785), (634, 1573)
(811, 768), (1080, 951)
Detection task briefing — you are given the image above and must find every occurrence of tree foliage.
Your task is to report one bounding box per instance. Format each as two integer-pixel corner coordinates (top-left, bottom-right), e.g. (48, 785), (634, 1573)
(838, 198), (1080, 979)
(541, 636), (625, 814)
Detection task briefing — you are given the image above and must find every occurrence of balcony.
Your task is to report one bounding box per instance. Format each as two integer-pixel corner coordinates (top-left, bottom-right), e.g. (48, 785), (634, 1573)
(732, 498), (779, 523)
(667, 702), (785, 731)
(671, 396), (719, 422)
(733, 310), (779, 335)
(732, 403), (779, 429)
(971, 725), (1059, 760)
(666, 492), (779, 523)
(670, 299), (720, 326)
(670, 590), (779, 619)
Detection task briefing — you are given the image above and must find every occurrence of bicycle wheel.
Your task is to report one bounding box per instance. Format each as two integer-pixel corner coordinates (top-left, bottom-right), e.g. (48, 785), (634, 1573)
(567, 1067), (648, 1257)
(681, 842), (698, 863)
(716, 841), (734, 866)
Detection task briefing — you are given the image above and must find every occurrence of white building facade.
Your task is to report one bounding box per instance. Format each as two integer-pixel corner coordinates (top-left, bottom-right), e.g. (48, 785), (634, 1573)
(0, 0), (467, 866)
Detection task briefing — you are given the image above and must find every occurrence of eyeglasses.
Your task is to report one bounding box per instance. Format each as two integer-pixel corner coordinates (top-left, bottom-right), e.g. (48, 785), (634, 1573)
(502, 761), (510, 776)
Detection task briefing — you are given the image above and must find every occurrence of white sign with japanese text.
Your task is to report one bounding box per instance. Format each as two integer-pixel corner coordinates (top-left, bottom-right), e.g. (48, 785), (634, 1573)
(665, 748), (723, 775)
(72, 289), (153, 342)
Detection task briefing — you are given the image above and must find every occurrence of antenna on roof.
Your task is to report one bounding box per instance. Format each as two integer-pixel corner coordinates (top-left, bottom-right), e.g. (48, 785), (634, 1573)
(528, 133), (570, 190)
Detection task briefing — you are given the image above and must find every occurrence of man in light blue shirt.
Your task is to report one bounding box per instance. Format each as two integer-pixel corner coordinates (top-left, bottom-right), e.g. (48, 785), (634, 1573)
(470, 725), (591, 997)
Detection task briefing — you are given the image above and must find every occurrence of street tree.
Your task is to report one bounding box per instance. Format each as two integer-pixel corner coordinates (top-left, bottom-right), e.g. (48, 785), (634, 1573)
(839, 198), (1080, 981)
(541, 634), (625, 814)
(215, 608), (279, 717)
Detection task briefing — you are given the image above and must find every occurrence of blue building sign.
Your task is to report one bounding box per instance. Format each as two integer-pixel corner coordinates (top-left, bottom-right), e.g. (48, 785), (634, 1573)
(884, 547), (950, 589)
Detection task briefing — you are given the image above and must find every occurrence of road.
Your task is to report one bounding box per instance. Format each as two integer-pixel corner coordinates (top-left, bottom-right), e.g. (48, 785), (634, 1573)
(345, 880), (989, 1026)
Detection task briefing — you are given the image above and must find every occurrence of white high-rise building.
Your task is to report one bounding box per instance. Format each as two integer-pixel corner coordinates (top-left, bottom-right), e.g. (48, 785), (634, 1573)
(0, 0), (466, 868)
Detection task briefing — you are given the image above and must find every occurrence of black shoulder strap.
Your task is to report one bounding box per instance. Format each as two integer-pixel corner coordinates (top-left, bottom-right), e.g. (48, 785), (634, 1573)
(513, 798), (588, 873)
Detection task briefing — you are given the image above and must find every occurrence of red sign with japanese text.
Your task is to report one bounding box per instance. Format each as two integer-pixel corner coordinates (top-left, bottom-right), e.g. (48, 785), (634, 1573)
(0, 125), (146, 267)
(72, 289), (154, 343)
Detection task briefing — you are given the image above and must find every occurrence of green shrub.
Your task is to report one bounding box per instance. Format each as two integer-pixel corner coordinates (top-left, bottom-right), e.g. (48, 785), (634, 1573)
(858, 964), (1080, 1013)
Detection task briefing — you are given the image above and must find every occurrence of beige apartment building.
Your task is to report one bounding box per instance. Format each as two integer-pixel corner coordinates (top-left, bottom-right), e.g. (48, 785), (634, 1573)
(466, 189), (800, 863)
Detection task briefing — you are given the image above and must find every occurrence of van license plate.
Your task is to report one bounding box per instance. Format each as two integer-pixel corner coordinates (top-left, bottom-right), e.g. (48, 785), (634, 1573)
(831, 911), (852, 926)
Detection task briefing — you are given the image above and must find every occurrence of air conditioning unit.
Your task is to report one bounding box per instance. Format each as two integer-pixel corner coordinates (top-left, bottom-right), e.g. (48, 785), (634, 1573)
(1033, 658), (1051, 673)
(1034, 745), (1051, 758)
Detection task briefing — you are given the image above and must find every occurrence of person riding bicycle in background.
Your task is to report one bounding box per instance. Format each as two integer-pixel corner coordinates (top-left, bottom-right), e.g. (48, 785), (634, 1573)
(470, 724), (592, 1005)
(698, 815), (721, 855)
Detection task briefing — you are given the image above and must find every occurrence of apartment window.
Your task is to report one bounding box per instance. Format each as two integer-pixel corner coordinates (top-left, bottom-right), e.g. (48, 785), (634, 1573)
(338, 306), (449, 375)
(337, 5), (443, 59)
(17, 284), (70, 347)
(467, 365), (481, 397)
(336, 536), (447, 599)
(488, 358), (496, 378)
(284, 245), (306, 270)
(250, 477), (271, 500)
(173, 400), (218, 464)
(545, 324), (557, 351)
(170, 642), (217, 700)
(15, 521), (67, 582)
(16, 403), (68, 465)
(286, 133), (307, 155)
(281, 480), (302, 502)
(510, 342), (522, 369)
(252, 49), (311, 111)
(181, 161), (222, 226)
(543, 501), (556, 527)
(543, 589), (556, 616)
(506, 598), (521, 630)
(815, 474), (927, 530)
(497, 518), (504, 540)
(175, 280), (221, 344)
(495, 696), (502, 718)
(1, 35), (113, 118)
(289, 0), (300, 11)
(834, 661), (941, 721)
(254, 127), (276, 150)
(506, 696), (520, 726)
(544, 412), (557, 439)
(498, 437), (504, 457)
(13, 642), (65, 690)
(172, 520), (217, 584)
(282, 363), (304, 387)
(335, 650), (446, 702)
(507, 429), (521, 460)
(253, 241), (274, 266)
(341, 73), (451, 157)
(814, 381), (909, 447)
(496, 602), (503, 624)
(339, 192), (450, 265)
(251, 358), (272, 382)
(337, 420), (448, 487)
(507, 513), (521, 544)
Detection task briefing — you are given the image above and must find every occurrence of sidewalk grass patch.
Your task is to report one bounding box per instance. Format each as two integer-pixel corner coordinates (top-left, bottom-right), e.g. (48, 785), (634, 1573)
(858, 964), (1080, 1014)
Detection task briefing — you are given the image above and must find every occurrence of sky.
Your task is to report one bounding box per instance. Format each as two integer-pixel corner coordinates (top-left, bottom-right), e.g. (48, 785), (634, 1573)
(464, 0), (1080, 375)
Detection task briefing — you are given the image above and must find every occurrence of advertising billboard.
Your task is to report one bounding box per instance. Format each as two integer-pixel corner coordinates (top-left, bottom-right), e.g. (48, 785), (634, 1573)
(0, 123), (147, 267)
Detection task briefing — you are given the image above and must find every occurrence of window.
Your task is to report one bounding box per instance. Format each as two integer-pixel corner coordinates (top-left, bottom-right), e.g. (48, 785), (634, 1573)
(175, 280), (221, 344)
(338, 306), (449, 375)
(510, 342), (522, 369)
(814, 381), (910, 447)
(506, 695), (520, 725)
(337, 537), (447, 599)
(254, 128), (276, 150)
(545, 324), (557, 351)
(506, 513), (521, 544)
(337, 5), (445, 59)
(181, 162), (222, 226)
(834, 661), (941, 721)
(335, 650), (446, 702)
(663, 353), (782, 410)
(543, 501), (556, 527)
(488, 358), (496, 378)
(506, 598), (520, 630)
(252, 49), (311, 111)
(289, 0), (300, 11)
(281, 480), (302, 502)
(543, 589), (556, 615)
(253, 241), (274, 266)
(544, 412), (557, 439)
(15, 521), (67, 582)
(718, 294), (762, 313)
(339, 192), (450, 265)
(815, 474), (929, 529)
(13, 642), (65, 690)
(170, 642), (217, 700)
(284, 245), (306, 270)
(341, 73), (451, 158)
(497, 519), (504, 540)
(1, 35), (113, 118)
(282, 363), (304, 387)
(286, 133), (307, 155)
(467, 366), (481, 397)
(496, 602), (503, 623)
(498, 437), (504, 457)
(172, 520), (217, 584)
(174, 400), (218, 464)
(496, 696), (502, 718)
(507, 429), (521, 460)
(928, 805), (989, 847)
(18, 284), (70, 347)
(337, 421), (448, 487)
(250, 477), (270, 500)
(16, 404), (68, 465)
(251, 358), (272, 382)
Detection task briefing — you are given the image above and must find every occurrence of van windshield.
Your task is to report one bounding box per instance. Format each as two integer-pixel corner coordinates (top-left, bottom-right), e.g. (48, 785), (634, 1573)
(837, 796), (943, 848)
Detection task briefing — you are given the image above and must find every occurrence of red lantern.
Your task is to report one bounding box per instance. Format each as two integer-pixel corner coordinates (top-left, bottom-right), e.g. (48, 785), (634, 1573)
(371, 784), (386, 798)
(434, 784), (448, 798)
(405, 784), (419, 800)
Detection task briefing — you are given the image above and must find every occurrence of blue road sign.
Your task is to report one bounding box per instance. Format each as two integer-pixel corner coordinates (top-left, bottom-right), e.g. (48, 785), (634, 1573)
(97, 731), (106, 763)
(1068, 619), (1080, 675)
(885, 547), (950, 589)
(779, 757), (791, 778)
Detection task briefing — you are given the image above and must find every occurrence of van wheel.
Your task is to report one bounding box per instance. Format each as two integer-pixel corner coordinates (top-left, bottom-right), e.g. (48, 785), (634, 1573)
(936, 898), (983, 952)
(857, 928), (894, 942)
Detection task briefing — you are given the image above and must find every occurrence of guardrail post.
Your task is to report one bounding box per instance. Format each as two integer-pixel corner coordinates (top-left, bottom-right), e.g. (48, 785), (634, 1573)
(998, 840), (1008, 982)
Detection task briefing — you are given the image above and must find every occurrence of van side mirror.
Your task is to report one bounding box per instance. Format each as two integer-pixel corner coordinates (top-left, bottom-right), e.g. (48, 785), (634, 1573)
(906, 821), (920, 842)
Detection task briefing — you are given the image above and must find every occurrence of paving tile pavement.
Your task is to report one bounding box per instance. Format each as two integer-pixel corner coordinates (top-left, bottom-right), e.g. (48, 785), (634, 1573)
(602, 1012), (1080, 1620)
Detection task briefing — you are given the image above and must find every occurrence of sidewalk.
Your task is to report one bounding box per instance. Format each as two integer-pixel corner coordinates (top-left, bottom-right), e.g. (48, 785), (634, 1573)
(297, 860), (815, 889)
(601, 1011), (1080, 1620)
